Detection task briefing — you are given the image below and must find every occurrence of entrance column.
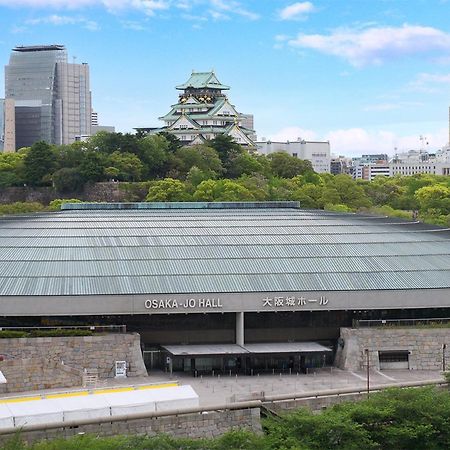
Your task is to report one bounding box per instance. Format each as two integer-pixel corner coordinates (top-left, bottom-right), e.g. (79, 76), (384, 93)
(236, 312), (244, 346)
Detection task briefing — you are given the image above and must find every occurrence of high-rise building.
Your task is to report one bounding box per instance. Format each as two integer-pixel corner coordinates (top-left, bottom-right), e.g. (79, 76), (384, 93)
(136, 71), (255, 147)
(5, 45), (91, 149)
(0, 98), (16, 153)
(91, 111), (98, 126)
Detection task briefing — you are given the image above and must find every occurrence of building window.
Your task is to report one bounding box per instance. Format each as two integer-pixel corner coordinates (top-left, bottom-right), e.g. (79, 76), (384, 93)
(379, 351), (409, 363)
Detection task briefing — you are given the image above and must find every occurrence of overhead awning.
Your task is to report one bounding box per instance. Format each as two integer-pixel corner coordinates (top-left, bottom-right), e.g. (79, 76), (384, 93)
(162, 344), (248, 356)
(243, 342), (332, 354)
(162, 342), (332, 357)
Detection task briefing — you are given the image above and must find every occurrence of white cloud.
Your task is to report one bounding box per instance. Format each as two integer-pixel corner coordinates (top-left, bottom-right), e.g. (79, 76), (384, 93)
(0, 0), (259, 20)
(0, 0), (170, 15)
(279, 2), (314, 21)
(121, 20), (147, 30)
(288, 24), (450, 66)
(362, 101), (423, 112)
(208, 0), (259, 20)
(267, 126), (318, 142)
(409, 72), (450, 92)
(324, 127), (448, 156)
(26, 14), (99, 30)
(268, 126), (448, 156)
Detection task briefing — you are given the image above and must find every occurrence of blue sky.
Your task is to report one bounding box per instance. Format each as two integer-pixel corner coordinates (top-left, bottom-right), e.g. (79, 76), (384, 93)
(1, 0), (450, 156)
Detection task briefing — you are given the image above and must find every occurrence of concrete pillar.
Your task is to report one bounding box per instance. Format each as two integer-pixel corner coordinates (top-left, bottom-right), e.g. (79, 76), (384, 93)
(236, 312), (244, 346)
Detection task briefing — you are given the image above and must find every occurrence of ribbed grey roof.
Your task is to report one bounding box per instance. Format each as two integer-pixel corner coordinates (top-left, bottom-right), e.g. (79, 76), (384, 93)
(0, 205), (449, 296)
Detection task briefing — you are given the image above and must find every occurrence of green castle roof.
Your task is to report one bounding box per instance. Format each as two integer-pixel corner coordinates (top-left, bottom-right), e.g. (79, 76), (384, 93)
(176, 71), (230, 90)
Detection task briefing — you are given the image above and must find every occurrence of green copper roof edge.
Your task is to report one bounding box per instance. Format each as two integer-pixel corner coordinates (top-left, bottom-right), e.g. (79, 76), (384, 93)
(61, 201), (301, 211)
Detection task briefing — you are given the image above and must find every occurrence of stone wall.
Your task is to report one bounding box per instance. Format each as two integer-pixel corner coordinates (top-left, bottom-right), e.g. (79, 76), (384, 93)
(0, 187), (56, 205)
(0, 407), (262, 445)
(0, 358), (82, 393)
(0, 182), (149, 205)
(336, 327), (450, 371)
(0, 333), (147, 392)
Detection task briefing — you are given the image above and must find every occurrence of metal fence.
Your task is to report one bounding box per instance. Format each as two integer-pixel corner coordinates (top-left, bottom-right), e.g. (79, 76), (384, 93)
(354, 317), (450, 328)
(0, 325), (126, 333)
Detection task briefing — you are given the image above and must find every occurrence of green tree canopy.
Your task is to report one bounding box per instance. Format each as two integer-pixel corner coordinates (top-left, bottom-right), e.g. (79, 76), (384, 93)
(23, 141), (55, 186)
(267, 152), (313, 178)
(107, 151), (144, 181)
(146, 178), (192, 202)
(172, 145), (223, 178)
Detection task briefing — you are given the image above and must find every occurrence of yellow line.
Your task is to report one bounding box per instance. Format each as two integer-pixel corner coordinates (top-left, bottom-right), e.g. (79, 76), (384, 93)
(93, 387), (134, 395)
(47, 392), (89, 399)
(0, 383), (179, 403)
(137, 383), (178, 390)
(0, 396), (42, 404)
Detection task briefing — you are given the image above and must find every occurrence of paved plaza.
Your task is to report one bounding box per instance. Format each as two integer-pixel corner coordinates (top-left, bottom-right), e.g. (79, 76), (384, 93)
(0, 369), (444, 408)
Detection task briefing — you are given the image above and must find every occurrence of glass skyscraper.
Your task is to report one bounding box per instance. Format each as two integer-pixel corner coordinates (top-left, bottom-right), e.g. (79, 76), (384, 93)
(5, 45), (91, 149)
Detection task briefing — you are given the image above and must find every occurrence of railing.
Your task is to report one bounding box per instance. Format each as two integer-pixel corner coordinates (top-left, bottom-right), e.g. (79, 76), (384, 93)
(0, 378), (446, 436)
(0, 325), (127, 333)
(354, 317), (450, 328)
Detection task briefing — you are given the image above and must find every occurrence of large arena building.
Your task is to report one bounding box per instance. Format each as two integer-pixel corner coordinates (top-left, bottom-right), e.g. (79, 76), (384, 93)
(1, 202), (450, 373)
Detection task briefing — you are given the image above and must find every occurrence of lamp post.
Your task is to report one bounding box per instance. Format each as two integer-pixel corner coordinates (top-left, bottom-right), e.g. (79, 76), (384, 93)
(365, 348), (370, 398)
(443, 344), (447, 372)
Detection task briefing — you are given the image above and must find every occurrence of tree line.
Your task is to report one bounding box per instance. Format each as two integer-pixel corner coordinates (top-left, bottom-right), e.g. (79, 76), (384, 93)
(0, 131), (449, 226)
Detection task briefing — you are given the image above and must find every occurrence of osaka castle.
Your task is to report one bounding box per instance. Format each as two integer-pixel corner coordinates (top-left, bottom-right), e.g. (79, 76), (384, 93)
(138, 71), (256, 147)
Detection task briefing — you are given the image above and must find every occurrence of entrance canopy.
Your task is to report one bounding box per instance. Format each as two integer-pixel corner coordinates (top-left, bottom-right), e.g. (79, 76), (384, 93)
(162, 342), (332, 357)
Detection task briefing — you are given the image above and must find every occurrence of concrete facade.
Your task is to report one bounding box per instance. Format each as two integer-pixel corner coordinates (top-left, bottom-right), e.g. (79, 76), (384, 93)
(0, 99), (15, 152)
(336, 327), (450, 371)
(2, 288), (450, 317)
(256, 139), (331, 173)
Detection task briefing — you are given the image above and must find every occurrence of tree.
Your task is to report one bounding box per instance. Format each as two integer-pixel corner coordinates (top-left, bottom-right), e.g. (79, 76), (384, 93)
(78, 151), (107, 183)
(193, 179), (255, 202)
(415, 184), (450, 215)
(331, 174), (372, 209)
(157, 131), (182, 153)
(172, 145), (223, 178)
(138, 135), (171, 179)
(107, 151), (144, 181)
(227, 153), (268, 179)
(52, 168), (84, 193)
(145, 178), (191, 201)
(23, 141), (55, 186)
(0, 152), (25, 187)
(209, 134), (243, 168)
(268, 152), (313, 178)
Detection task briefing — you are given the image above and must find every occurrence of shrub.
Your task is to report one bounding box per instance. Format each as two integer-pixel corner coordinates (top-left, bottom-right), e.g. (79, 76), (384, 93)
(0, 202), (45, 216)
(47, 198), (83, 211)
(0, 330), (28, 339)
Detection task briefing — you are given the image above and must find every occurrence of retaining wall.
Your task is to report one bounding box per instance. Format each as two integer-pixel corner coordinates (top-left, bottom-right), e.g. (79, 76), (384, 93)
(336, 327), (450, 371)
(0, 407), (262, 445)
(0, 333), (147, 392)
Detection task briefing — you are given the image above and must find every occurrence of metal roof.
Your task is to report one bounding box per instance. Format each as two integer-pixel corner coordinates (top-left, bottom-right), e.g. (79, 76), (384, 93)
(162, 342), (331, 356)
(0, 204), (449, 297)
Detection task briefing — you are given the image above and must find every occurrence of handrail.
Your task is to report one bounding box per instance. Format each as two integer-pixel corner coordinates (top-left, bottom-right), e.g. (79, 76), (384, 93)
(354, 317), (450, 328)
(0, 400), (263, 435)
(0, 325), (127, 333)
(0, 379), (447, 435)
(262, 378), (446, 402)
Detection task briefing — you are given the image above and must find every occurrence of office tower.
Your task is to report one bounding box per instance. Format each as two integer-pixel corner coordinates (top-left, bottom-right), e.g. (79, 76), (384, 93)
(0, 98), (16, 152)
(91, 111), (98, 126)
(5, 45), (91, 149)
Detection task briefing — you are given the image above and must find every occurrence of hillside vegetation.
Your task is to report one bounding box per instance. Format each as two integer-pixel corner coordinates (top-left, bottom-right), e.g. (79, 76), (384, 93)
(1, 133), (449, 226)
